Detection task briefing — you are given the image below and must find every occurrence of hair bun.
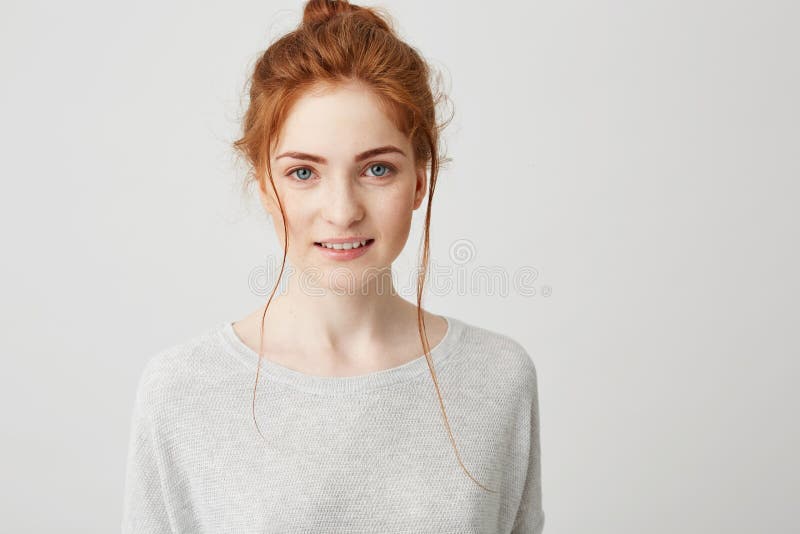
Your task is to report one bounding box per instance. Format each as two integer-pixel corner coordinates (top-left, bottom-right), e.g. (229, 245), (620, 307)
(301, 0), (353, 26)
(301, 0), (392, 32)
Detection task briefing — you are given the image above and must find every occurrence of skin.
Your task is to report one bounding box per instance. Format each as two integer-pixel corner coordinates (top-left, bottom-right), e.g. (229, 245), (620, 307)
(232, 79), (448, 377)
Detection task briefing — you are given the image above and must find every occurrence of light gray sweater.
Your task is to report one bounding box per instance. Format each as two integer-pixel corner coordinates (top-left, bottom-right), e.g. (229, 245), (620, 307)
(121, 315), (544, 533)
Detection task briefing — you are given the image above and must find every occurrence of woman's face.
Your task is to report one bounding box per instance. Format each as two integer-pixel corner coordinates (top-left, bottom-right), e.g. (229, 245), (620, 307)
(260, 80), (427, 290)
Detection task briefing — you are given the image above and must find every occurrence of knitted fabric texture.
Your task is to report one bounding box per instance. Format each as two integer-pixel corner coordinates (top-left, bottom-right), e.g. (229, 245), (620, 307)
(121, 315), (545, 533)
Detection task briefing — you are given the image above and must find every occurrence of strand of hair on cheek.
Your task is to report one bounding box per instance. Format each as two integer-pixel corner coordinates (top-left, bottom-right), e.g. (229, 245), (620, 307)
(252, 162), (289, 442)
(416, 187), (498, 495)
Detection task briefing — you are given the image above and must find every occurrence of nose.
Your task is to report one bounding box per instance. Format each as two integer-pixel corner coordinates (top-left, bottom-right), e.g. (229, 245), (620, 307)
(321, 175), (365, 228)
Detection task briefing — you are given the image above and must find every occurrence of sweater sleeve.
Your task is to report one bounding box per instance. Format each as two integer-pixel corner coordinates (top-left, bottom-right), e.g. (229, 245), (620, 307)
(121, 372), (174, 533)
(511, 365), (545, 533)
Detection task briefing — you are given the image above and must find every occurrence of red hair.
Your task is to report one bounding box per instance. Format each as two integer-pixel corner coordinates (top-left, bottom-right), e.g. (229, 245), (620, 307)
(232, 0), (494, 493)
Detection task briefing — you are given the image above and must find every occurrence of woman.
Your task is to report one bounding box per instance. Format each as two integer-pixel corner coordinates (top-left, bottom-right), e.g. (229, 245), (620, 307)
(122, 1), (544, 532)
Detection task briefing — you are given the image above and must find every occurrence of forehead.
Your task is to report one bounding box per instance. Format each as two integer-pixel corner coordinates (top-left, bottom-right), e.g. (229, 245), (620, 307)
(273, 82), (408, 158)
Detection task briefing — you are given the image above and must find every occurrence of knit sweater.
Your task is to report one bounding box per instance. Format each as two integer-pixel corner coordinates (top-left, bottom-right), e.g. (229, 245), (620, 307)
(121, 314), (545, 533)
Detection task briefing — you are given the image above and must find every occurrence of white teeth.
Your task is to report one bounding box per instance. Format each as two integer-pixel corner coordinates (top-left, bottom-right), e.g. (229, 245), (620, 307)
(319, 240), (369, 250)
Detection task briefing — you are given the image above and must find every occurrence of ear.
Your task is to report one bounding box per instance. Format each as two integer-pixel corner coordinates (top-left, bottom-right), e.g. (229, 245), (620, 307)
(412, 164), (428, 210)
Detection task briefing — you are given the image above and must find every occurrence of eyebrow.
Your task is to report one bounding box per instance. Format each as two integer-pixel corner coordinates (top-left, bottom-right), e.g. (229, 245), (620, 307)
(275, 145), (407, 164)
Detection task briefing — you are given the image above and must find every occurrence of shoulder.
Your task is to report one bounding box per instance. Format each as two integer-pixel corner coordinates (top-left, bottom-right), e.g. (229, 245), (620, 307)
(455, 316), (538, 379)
(131, 325), (225, 420)
(449, 315), (540, 399)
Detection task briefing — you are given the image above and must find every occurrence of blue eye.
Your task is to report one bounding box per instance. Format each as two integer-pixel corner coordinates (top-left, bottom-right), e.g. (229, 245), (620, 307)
(292, 168), (313, 181)
(367, 163), (394, 178)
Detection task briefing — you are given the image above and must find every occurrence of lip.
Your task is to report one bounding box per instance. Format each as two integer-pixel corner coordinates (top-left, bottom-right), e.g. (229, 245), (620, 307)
(314, 236), (373, 244)
(314, 238), (375, 261)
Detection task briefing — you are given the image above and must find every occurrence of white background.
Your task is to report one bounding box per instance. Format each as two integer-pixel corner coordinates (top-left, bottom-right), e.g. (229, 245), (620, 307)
(1, 0), (797, 532)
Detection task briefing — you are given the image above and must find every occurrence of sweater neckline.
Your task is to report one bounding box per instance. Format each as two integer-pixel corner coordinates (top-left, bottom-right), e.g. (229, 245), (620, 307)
(216, 314), (465, 395)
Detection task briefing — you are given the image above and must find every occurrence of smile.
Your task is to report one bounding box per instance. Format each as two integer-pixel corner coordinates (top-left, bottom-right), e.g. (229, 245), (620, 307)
(314, 239), (374, 250)
(313, 238), (375, 261)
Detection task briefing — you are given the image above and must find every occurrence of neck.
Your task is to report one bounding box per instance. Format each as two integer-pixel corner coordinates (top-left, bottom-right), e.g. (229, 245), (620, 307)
(250, 266), (422, 358)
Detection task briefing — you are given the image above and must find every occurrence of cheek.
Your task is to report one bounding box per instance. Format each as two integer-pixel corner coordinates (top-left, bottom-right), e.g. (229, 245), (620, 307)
(274, 192), (310, 236)
(383, 202), (413, 225)
(378, 189), (415, 236)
